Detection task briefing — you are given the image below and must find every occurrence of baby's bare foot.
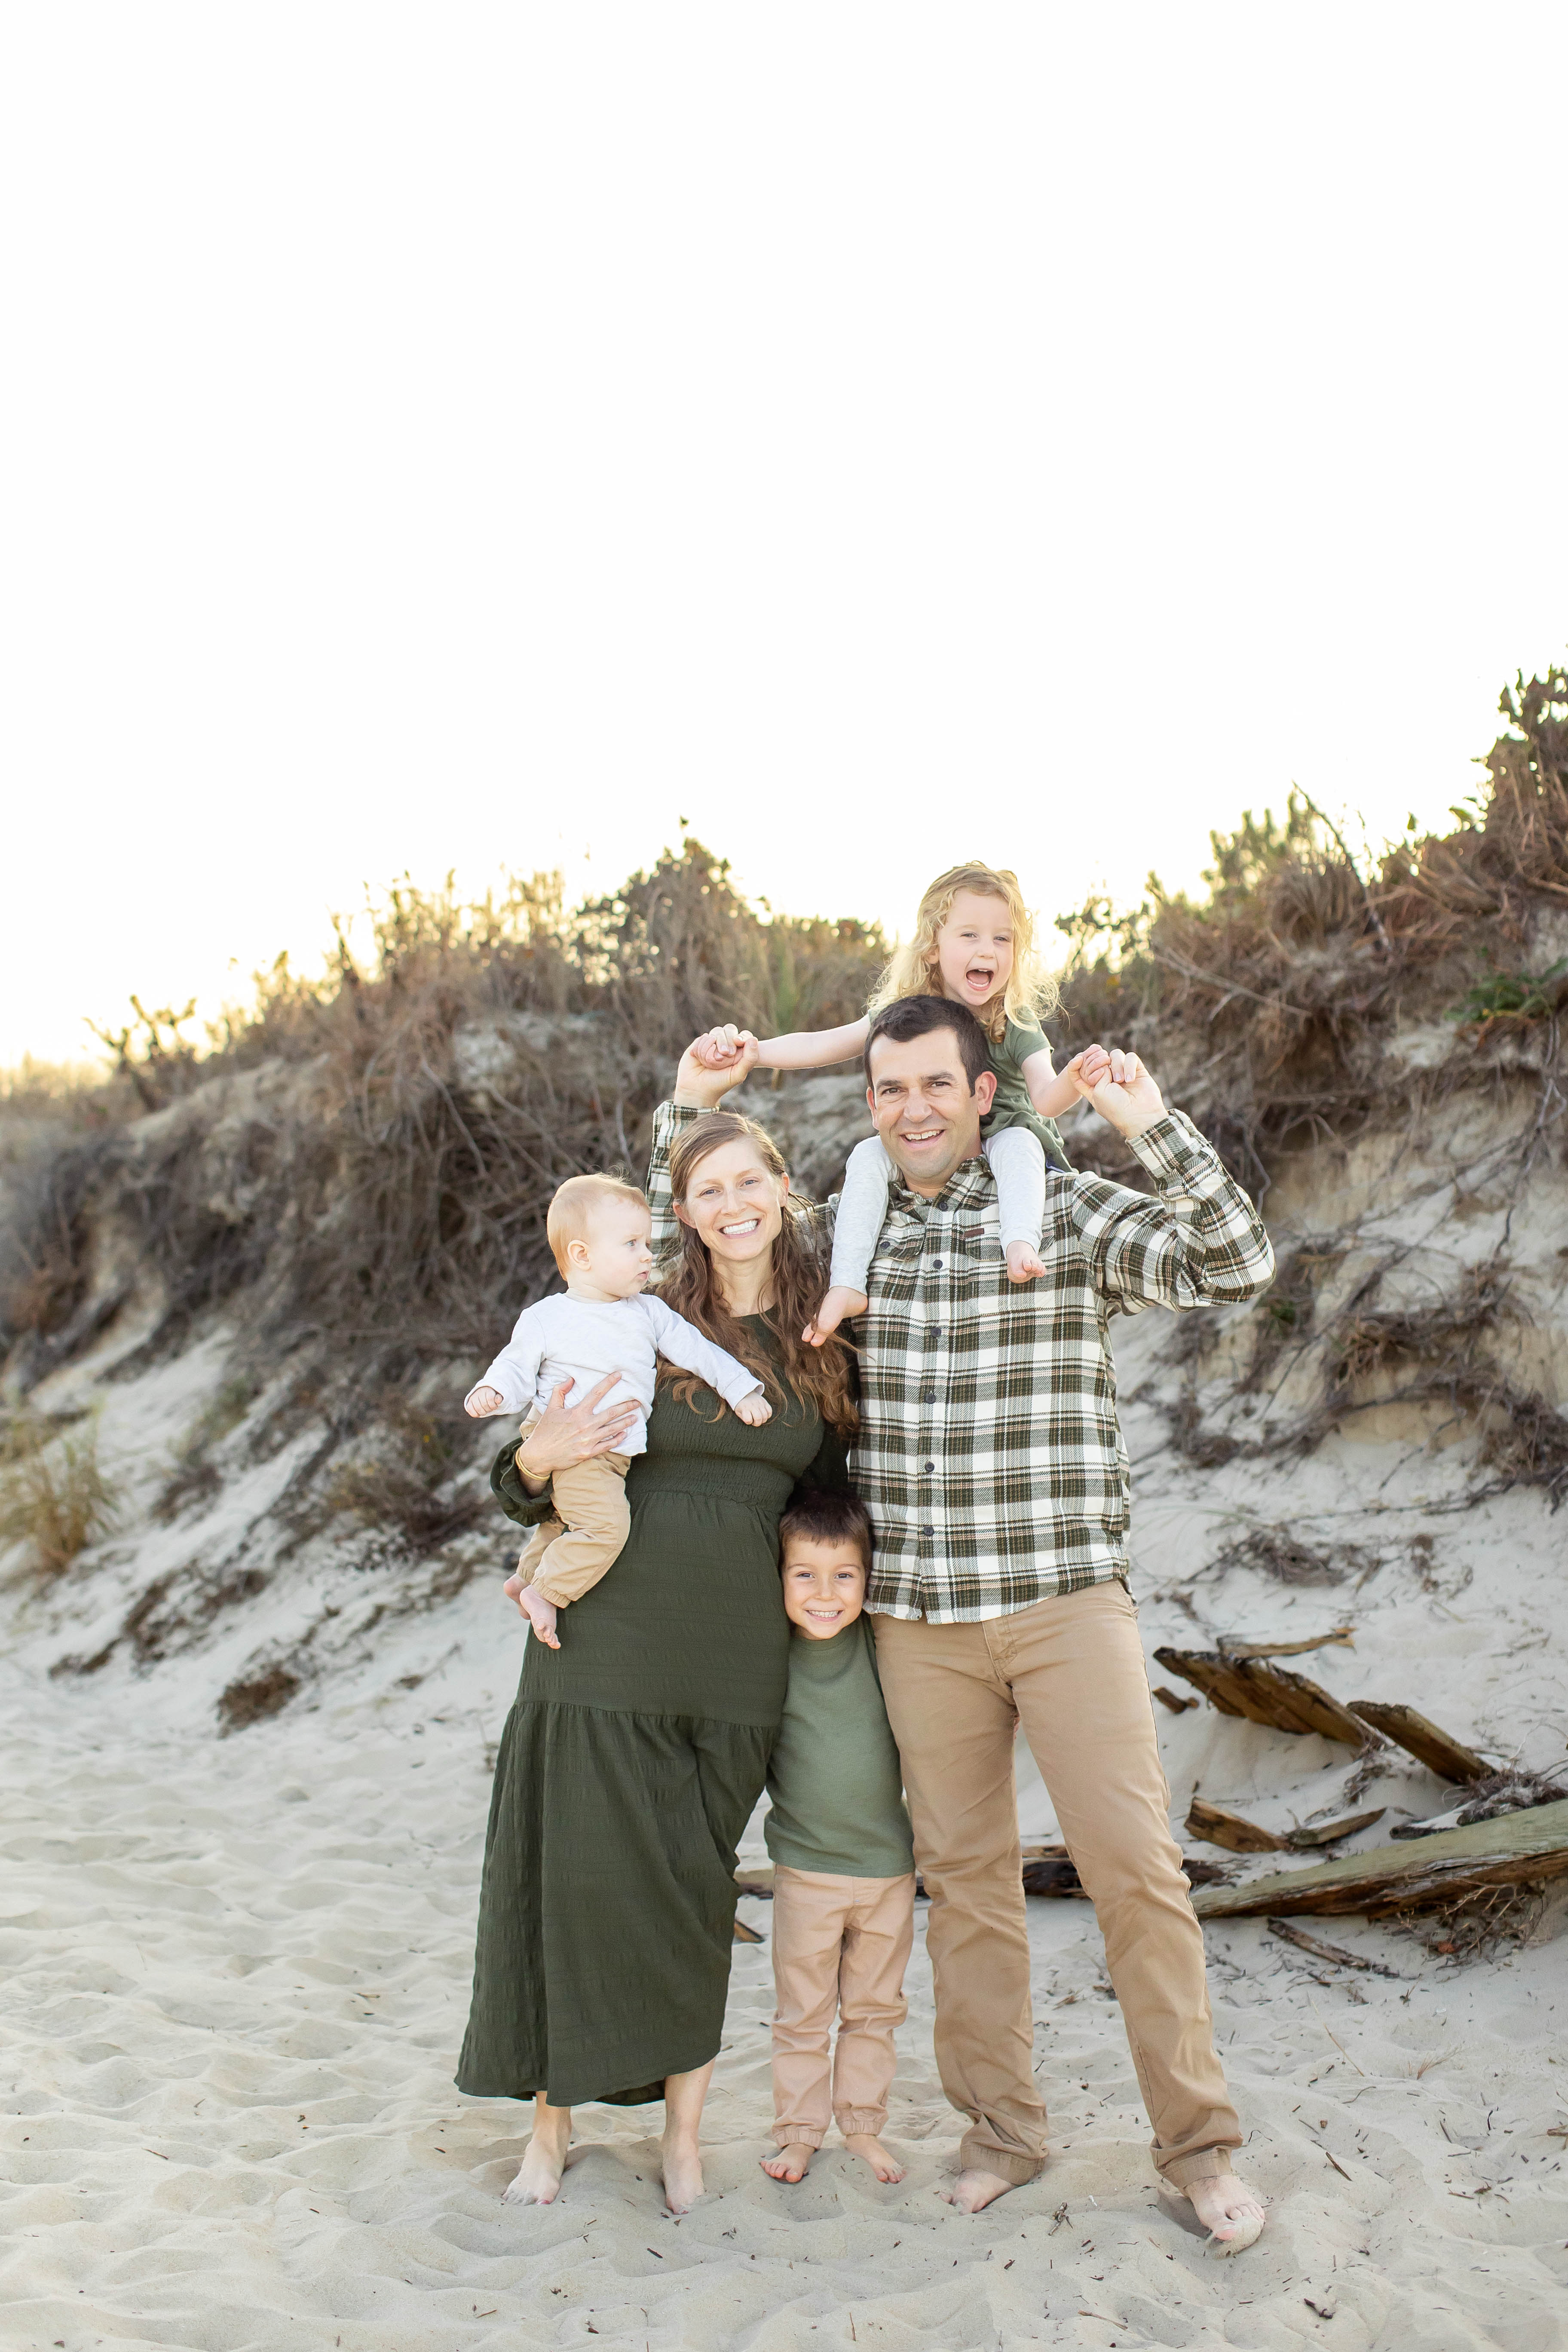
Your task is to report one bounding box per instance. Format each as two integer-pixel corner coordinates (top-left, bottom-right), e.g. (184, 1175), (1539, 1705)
(1181, 2172), (1267, 2254)
(761, 2141), (815, 2183)
(940, 2166), (1016, 2213)
(844, 2132), (904, 2183)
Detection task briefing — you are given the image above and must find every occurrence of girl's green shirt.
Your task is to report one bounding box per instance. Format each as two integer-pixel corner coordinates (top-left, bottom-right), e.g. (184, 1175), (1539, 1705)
(981, 1006), (1070, 1172)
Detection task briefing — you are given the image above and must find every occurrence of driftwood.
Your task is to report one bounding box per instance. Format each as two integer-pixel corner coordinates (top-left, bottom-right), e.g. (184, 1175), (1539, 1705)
(1264, 1918), (1410, 1977)
(1185, 1798), (1386, 1855)
(1152, 1648), (1369, 1745)
(1347, 1701), (1490, 1783)
(1017, 1843), (1234, 1898)
(1154, 1684), (1199, 1713)
(1285, 1807), (1386, 1849)
(1186, 1798), (1287, 1853)
(1191, 1798), (1568, 1920)
(732, 1918), (765, 1943)
(1216, 1627), (1355, 1662)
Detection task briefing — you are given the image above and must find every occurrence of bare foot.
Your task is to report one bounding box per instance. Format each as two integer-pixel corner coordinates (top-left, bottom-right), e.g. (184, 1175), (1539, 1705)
(661, 2126), (705, 2213)
(1004, 1241), (1047, 1284)
(940, 2166), (1016, 2213)
(1178, 2172), (1268, 2255)
(844, 2132), (905, 2183)
(502, 2102), (571, 2205)
(761, 2141), (815, 2183)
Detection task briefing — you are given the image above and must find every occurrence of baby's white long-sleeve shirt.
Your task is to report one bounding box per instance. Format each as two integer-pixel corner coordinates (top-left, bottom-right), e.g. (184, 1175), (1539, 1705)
(464, 1291), (764, 1454)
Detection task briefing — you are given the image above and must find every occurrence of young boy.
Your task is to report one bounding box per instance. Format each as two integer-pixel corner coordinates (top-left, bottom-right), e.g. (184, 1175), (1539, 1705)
(465, 1173), (772, 1646)
(760, 1490), (916, 2187)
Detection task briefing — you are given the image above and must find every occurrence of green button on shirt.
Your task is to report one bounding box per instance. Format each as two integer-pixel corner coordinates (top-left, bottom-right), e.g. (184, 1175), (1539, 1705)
(763, 1616), (916, 1879)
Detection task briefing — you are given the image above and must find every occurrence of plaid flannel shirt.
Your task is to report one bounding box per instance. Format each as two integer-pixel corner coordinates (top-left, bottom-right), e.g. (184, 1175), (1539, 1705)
(645, 1100), (1274, 1622)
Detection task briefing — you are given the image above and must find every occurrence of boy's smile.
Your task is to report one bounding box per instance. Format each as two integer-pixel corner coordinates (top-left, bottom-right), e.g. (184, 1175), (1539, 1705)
(781, 1536), (868, 1638)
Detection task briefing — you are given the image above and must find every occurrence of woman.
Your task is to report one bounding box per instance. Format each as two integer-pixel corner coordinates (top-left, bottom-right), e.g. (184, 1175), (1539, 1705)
(456, 1041), (854, 2213)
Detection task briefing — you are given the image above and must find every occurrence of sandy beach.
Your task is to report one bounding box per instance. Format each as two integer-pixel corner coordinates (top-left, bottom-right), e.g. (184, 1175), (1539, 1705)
(5, 1543), (1567, 2352)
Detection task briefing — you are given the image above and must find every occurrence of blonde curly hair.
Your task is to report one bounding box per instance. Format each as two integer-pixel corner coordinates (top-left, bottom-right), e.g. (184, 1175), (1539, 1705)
(869, 862), (1059, 1044)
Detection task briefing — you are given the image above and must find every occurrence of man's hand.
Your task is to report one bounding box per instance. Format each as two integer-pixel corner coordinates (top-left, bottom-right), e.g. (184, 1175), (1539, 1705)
(675, 1027), (761, 1108)
(466, 1385), (505, 1418)
(1071, 1048), (1167, 1139)
(732, 1391), (773, 1426)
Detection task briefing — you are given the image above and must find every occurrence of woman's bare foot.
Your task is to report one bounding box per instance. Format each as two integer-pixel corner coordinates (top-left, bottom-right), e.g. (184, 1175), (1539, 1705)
(1179, 2172), (1268, 2254)
(844, 2132), (905, 2183)
(660, 2059), (715, 2214)
(661, 2125), (705, 2213)
(940, 2167), (1015, 2213)
(502, 2097), (571, 2205)
(761, 2141), (815, 2182)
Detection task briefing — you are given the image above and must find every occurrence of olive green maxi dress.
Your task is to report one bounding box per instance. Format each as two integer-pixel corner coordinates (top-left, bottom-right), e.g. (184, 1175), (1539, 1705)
(456, 1322), (846, 2109)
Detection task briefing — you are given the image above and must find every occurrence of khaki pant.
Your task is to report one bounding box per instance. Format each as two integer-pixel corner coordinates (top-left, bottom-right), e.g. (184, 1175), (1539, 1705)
(770, 1865), (916, 2147)
(512, 1413), (631, 1608)
(872, 1582), (1240, 2190)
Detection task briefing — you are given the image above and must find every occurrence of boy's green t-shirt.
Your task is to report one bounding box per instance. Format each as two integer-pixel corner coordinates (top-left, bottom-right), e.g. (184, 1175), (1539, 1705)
(980, 1007), (1070, 1171)
(764, 1615), (916, 1879)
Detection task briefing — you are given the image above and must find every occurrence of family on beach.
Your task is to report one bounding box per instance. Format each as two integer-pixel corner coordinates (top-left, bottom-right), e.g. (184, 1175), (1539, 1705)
(456, 863), (1276, 2254)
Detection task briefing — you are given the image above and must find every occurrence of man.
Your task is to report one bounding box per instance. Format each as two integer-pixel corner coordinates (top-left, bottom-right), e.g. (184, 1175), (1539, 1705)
(662, 996), (1273, 2249)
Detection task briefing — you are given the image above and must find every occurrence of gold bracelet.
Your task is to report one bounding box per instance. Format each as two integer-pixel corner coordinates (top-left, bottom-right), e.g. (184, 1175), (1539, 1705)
(515, 1448), (549, 1482)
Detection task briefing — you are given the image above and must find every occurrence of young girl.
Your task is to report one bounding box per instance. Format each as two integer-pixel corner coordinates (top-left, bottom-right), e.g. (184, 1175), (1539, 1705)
(695, 862), (1109, 1341)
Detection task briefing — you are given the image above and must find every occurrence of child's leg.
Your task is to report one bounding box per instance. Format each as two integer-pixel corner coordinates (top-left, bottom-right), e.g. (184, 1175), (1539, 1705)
(984, 1127), (1047, 1277)
(764, 1867), (854, 2180)
(527, 1453), (631, 1606)
(832, 1873), (915, 2178)
(827, 1136), (896, 1295)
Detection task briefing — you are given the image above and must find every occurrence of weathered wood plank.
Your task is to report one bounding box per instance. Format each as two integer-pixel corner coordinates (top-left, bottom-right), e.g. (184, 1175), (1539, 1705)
(1152, 1648), (1369, 1745)
(1348, 1701), (1489, 1783)
(1191, 1798), (1568, 1919)
(1186, 1798), (1288, 1853)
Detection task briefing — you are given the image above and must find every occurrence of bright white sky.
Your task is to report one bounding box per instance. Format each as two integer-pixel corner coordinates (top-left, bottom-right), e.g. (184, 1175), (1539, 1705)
(3, 5), (1565, 1068)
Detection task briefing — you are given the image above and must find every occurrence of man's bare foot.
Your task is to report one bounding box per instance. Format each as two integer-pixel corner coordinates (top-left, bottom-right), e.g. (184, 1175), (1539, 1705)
(1004, 1241), (1047, 1284)
(661, 2125), (705, 2213)
(502, 2101), (571, 2205)
(844, 2132), (905, 2183)
(761, 2141), (815, 2182)
(1178, 2172), (1267, 2254)
(803, 1286), (867, 1347)
(940, 2167), (1015, 2213)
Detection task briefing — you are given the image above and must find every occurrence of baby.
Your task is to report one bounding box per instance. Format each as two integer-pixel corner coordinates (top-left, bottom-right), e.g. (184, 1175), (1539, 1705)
(692, 861), (1114, 1340)
(760, 1489), (916, 2187)
(465, 1173), (772, 1647)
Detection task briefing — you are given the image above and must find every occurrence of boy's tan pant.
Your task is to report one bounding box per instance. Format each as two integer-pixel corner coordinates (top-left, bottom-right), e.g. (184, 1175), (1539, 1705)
(513, 1412), (631, 1607)
(872, 1581), (1241, 2190)
(770, 1865), (916, 2147)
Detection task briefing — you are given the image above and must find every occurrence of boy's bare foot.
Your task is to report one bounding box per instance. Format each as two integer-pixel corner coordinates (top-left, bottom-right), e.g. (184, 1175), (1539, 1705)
(1004, 1241), (1047, 1284)
(803, 1286), (867, 1348)
(502, 2101), (571, 2205)
(761, 2141), (815, 2182)
(940, 2167), (1016, 2213)
(1180, 2171), (1267, 2254)
(844, 2132), (905, 2183)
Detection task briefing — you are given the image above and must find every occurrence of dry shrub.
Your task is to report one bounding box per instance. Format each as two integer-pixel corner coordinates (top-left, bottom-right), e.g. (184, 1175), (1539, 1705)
(1394, 1880), (1548, 1963)
(217, 1662), (302, 1734)
(319, 1395), (487, 1557)
(1213, 1527), (1351, 1586)
(0, 1412), (116, 1576)
(1056, 658), (1568, 1190)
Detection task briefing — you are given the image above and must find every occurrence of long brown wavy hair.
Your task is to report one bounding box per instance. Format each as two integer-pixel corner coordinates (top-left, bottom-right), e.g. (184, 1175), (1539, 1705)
(656, 1111), (857, 1433)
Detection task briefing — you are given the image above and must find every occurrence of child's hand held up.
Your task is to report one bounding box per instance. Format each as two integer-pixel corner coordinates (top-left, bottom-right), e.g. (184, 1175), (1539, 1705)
(803, 1286), (867, 1348)
(466, 1385), (505, 1418)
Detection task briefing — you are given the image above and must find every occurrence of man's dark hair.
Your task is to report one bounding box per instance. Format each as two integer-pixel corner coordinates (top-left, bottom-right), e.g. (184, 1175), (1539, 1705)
(864, 992), (991, 1092)
(778, 1488), (874, 1572)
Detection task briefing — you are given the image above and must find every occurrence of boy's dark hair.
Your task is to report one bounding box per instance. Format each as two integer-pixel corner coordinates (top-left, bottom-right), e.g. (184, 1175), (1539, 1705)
(779, 1488), (874, 1572)
(864, 992), (991, 1093)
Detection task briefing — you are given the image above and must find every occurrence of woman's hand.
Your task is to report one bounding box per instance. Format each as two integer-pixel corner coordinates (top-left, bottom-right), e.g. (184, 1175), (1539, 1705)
(514, 1375), (641, 1491)
(675, 1027), (762, 1108)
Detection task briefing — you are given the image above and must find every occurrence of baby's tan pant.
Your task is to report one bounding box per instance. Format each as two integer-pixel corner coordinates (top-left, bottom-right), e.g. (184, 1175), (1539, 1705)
(769, 1865), (916, 2147)
(513, 1412), (631, 1607)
